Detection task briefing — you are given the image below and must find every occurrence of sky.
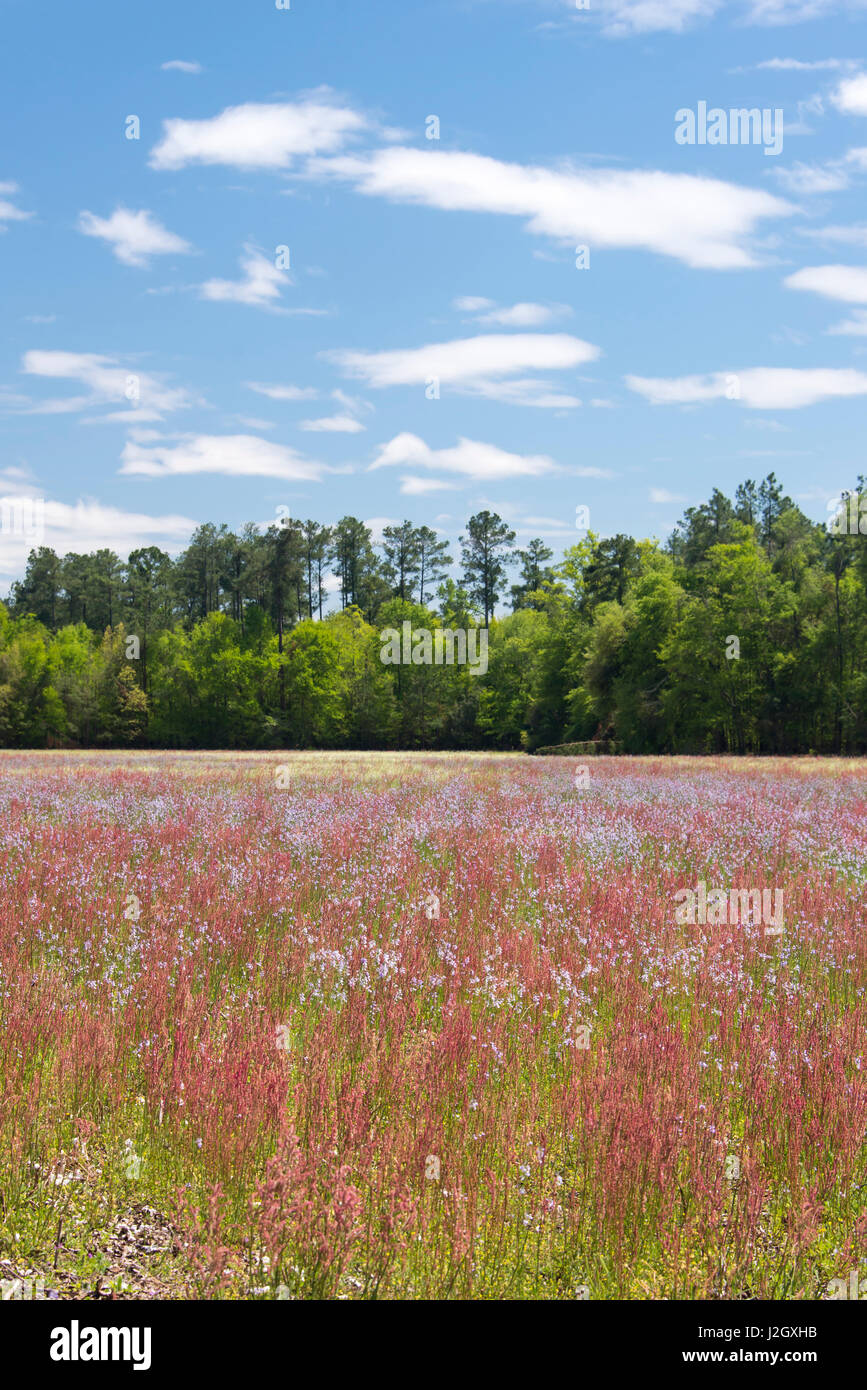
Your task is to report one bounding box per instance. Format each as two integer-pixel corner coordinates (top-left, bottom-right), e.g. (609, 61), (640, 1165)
(1, 0), (867, 600)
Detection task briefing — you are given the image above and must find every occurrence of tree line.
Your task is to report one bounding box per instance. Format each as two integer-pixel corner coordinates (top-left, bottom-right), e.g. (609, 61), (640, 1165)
(1, 473), (866, 753)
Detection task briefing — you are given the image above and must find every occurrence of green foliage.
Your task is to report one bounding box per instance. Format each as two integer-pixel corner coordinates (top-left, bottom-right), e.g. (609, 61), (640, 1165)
(2, 475), (866, 752)
(460, 509), (517, 625)
(533, 740), (624, 755)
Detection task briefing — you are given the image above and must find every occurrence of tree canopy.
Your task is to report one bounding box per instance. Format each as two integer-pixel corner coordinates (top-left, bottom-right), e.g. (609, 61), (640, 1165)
(2, 479), (865, 753)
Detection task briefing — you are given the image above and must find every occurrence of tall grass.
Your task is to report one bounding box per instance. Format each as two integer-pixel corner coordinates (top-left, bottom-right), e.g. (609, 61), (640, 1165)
(0, 751), (864, 1299)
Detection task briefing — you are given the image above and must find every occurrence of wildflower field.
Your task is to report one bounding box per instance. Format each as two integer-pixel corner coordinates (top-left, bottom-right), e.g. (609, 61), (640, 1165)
(1, 750), (865, 1301)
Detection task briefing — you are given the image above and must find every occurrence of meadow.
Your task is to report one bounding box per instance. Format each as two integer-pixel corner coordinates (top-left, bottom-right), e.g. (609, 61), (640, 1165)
(0, 751), (865, 1300)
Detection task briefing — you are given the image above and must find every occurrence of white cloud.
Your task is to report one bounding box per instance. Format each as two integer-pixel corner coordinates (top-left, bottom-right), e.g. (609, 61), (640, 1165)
(832, 72), (867, 116)
(773, 147), (867, 195)
(799, 223), (867, 248)
(549, 0), (864, 37)
(364, 516), (402, 545)
(453, 296), (495, 312)
(599, 0), (720, 36)
(78, 207), (193, 267)
(300, 387), (371, 430)
(161, 60), (202, 74)
(744, 0), (856, 24)
(0, 181), (32, 227)
(626, 366), (867, 409)
(0, 493), (196, 577)
(575, 465), (615, 477)
(461, 300), (572, 327)
(300, 413), (366, 433)
(120, 433), (325, 481)
(19, 350), (196, 421)
(149, 97), (368, 171)
(773, 162), (851, 194)
(0, 467), (37, 497)
(200, 244), (289, 308)
(650, 487), (687, 503)
(783, 93), (825, 137)
(398, 476), (457, 495)
(755, 57), (849, 69)
(827, 308), (867, 335)
(331, 388), (367, 410)
(246, 381), (319, 401)
(470, 379), (585, 408)
(326, 332), (598, 409)
(463, 498), (577, 539)
(785, 264), (867, 303)
(312, 146), (793, 271)
(370, 433), (560, 481)
(234, 416), (275, 430)
(523, 514), (571, 529)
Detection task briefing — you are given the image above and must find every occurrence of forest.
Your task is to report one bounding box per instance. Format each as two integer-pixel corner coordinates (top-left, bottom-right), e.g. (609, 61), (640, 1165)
(1, 473), (865, 754)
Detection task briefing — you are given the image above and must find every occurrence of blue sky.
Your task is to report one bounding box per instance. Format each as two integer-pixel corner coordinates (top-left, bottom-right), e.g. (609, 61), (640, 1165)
(2, 0), (867, 600)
